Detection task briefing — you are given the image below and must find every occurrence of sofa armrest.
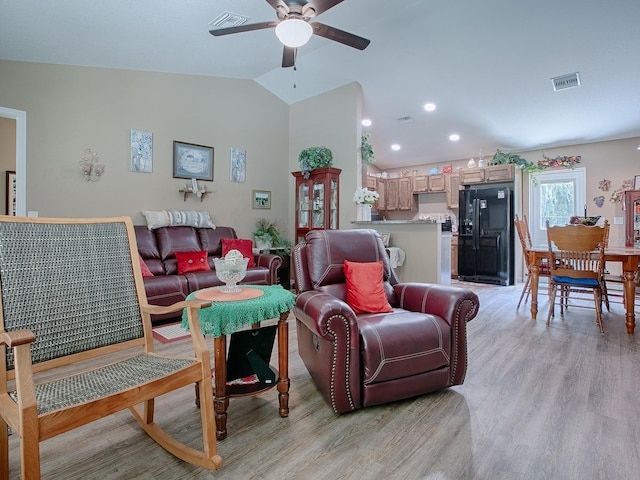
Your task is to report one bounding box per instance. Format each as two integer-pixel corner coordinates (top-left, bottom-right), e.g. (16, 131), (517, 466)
(393, 282), (479, 386)
(254, 253), (282, 285)
(293, 291), (362, 413)
(293, 291), (359, 338)
(393, 282), (479, 326)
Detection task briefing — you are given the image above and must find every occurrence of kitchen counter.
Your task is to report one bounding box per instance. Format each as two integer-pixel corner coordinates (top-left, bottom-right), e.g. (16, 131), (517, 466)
(351, 221), (451, 285)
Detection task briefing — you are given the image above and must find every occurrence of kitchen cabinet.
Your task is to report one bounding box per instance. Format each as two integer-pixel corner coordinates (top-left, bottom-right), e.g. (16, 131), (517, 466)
(446, 174), (460, 209)
(366, 174), (377, 190)
(624, 190), (640, 247)
(413, 176), (428, 193)
(413, 174), (445, 193)
(398, 177), (415, 210)
(292, 167), (341, 244)
(378, 177), (416, 211)
(376, 178), (386, 211)
(460, 164), (515, 185)
(427, 174), (446, 192)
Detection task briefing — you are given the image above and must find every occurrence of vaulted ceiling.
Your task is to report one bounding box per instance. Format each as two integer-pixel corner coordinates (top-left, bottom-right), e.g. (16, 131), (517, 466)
(2, 0), (639, 169)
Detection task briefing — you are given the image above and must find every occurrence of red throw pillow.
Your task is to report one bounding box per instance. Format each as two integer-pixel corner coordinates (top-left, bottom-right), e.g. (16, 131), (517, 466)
(343, 260), (393, 314)
(139, 256), (154, 278)
(221, 238), (255, 267)
(175, 251), (211, 274)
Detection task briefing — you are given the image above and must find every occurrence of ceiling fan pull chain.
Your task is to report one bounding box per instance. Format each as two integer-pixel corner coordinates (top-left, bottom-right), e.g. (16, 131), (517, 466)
(293, 65), (297, 89)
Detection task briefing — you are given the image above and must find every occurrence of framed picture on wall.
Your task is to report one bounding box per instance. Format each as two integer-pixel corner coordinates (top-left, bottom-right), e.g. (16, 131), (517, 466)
(230, 147), (246, 183)
(634, 175), (640, 191)
(381, 232), (391, 247)
(173, 141), (214, 181)
(5, 170), (16, 216)
(252, 190), (271, 209)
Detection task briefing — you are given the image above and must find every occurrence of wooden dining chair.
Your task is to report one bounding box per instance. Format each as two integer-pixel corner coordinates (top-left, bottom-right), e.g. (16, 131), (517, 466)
(545, 220), (609, 333)
(514, 214), (551, 308)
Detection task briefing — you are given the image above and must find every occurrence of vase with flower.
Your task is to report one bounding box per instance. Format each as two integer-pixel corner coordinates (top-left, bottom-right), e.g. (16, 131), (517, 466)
(353, 187), (379, 222)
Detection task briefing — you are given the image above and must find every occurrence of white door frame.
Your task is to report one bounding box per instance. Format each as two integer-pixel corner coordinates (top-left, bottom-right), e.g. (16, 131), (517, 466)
(0, 107), (26, 216)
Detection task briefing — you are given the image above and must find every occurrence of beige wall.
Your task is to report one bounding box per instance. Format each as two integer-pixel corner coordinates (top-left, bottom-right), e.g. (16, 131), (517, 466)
(288, 82), (362, 238)
(0, 60), (292, 239)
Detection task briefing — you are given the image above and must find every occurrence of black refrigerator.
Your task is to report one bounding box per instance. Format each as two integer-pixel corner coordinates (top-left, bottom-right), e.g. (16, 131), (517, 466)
(458, 186), (514, 286)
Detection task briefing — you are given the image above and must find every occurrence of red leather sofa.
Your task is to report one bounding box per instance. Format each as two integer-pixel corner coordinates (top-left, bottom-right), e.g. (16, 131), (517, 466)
(292, 229), (480, 413)
(134, 225), (282, 323)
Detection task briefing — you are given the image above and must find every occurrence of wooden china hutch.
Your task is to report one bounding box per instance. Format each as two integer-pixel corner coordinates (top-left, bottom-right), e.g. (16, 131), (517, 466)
(292, 167), (341, 244)
(624, 190), (640, 247)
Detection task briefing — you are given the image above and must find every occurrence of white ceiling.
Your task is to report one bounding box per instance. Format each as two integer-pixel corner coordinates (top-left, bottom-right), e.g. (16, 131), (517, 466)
(2, 0), (640, 170)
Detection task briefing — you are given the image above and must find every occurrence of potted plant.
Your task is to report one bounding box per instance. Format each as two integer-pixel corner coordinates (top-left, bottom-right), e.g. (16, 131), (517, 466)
(298, 146), (333, 179)
(252, 218), (292, 254)
(360, 131), (375, 165)
(489, 149), (543, 174)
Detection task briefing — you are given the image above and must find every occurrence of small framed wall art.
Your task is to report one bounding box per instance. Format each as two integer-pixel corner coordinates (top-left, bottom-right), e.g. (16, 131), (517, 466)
(173, 141), (214, 181)
(381, 232), (391, 247)
(130, 129), (153, 173)
(252, 190), (271, 209)
(230, 147), (246, 183)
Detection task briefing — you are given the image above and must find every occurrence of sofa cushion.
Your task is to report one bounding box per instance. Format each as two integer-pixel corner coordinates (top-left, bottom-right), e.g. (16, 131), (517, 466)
(343, 260), (392, 314)
(141, 210), (215, 230)
(358, 310), (451, 385)
(175, 251), (211, 274)
(222, 238), (255, 267)
(139, 257), (154, 277)
(155, 227), (203, 274)
(198, 226), (237, 257)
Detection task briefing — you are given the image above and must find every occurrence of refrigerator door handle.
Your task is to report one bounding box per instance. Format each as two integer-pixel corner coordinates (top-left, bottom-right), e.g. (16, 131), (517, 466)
(473, 198), (480, 250)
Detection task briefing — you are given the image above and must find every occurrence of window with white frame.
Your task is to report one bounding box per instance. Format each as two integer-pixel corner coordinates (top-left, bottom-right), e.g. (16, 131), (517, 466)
(529, 167), (586, 247)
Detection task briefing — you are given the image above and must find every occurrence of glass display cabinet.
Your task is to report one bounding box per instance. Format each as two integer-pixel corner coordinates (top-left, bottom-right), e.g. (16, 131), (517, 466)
(624, 190), (640, 247)
(292, 167), (341, 244)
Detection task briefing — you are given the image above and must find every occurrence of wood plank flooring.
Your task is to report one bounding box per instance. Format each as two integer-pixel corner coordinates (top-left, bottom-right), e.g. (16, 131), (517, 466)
(7, 281), (640, 479)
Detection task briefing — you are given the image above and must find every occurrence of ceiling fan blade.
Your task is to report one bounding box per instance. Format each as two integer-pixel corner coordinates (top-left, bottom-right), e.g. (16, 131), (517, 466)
(209, 21), (278, 37)
(282, 46), (297, 68)
(311, 22), (371, 50)
(265, 0), (290, 14)
(303, 0), (345, 17)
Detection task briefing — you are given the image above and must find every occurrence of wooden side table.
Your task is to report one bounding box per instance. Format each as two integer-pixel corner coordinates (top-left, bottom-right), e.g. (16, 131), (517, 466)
(183, 285), (296, 440)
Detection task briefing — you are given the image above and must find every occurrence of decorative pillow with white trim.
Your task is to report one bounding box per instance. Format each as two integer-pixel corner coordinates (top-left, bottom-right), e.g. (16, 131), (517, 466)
(141, 210), (216, 230)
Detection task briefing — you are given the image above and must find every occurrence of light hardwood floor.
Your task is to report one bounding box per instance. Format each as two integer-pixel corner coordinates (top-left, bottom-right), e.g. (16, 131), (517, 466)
(8, 281), (640, 479)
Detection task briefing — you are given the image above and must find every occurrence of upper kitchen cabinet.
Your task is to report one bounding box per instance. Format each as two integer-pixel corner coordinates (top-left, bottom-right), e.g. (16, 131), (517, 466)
(446, 174), (461, 209)
(292, 167), (341, 244)
(413, 174), (445, 193)
(378, 177), (416, 211)
(460, 164), (515, 185)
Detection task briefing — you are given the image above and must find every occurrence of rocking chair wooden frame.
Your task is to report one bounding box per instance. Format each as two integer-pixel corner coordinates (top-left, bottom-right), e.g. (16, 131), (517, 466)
(0, 216), (222, 479)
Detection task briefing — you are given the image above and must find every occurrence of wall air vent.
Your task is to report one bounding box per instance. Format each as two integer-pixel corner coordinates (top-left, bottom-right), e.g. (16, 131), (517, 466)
(209, 12), (249, 29)
(551, 72), (581, 91)
(396, 115), (414, 125)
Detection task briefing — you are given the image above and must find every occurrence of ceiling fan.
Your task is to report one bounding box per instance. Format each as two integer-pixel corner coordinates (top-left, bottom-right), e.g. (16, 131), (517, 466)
(209, 0), (370, 68)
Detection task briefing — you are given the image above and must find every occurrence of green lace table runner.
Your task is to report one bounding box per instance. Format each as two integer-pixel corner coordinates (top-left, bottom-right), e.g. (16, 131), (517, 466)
(181, 285), (296, 337)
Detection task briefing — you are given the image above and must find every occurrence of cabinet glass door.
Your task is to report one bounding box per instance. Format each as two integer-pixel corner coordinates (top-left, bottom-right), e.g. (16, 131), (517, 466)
(298, 183), (309, 228)
(312, 181), (325, 228)
(330, 178), (338, 229)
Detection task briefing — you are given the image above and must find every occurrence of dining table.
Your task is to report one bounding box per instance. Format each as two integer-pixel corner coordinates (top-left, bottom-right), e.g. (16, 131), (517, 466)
(527, 246), (640, 334)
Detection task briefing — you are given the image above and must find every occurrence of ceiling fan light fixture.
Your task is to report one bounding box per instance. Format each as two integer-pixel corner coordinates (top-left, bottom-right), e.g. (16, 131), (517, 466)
(275, 18), (313, 48)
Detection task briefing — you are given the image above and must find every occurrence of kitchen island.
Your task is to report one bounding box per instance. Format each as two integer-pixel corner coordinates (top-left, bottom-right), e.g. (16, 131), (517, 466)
(351, 220), (451, 285)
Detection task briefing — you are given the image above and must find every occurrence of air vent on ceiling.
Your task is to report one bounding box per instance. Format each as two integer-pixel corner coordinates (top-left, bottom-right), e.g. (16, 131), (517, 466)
(209, 12), (249, 29)
(396, 115), (414, 125)
(551, 72), (581, 91)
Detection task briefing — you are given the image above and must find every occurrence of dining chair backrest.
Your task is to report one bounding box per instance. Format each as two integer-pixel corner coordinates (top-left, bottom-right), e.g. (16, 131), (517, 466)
(546, 220), (608, 281)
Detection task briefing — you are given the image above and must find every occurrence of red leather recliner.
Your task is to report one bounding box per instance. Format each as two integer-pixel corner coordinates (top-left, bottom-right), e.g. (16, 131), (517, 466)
(292, 229), (480, 413)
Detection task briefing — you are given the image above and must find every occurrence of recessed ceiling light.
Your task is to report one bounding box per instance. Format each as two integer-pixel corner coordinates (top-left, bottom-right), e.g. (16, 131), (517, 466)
(449, 134), (460, 141)
(391, 144), (401, 151)
(423, 103), (436, 112)
(362, 119), (372, 127)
